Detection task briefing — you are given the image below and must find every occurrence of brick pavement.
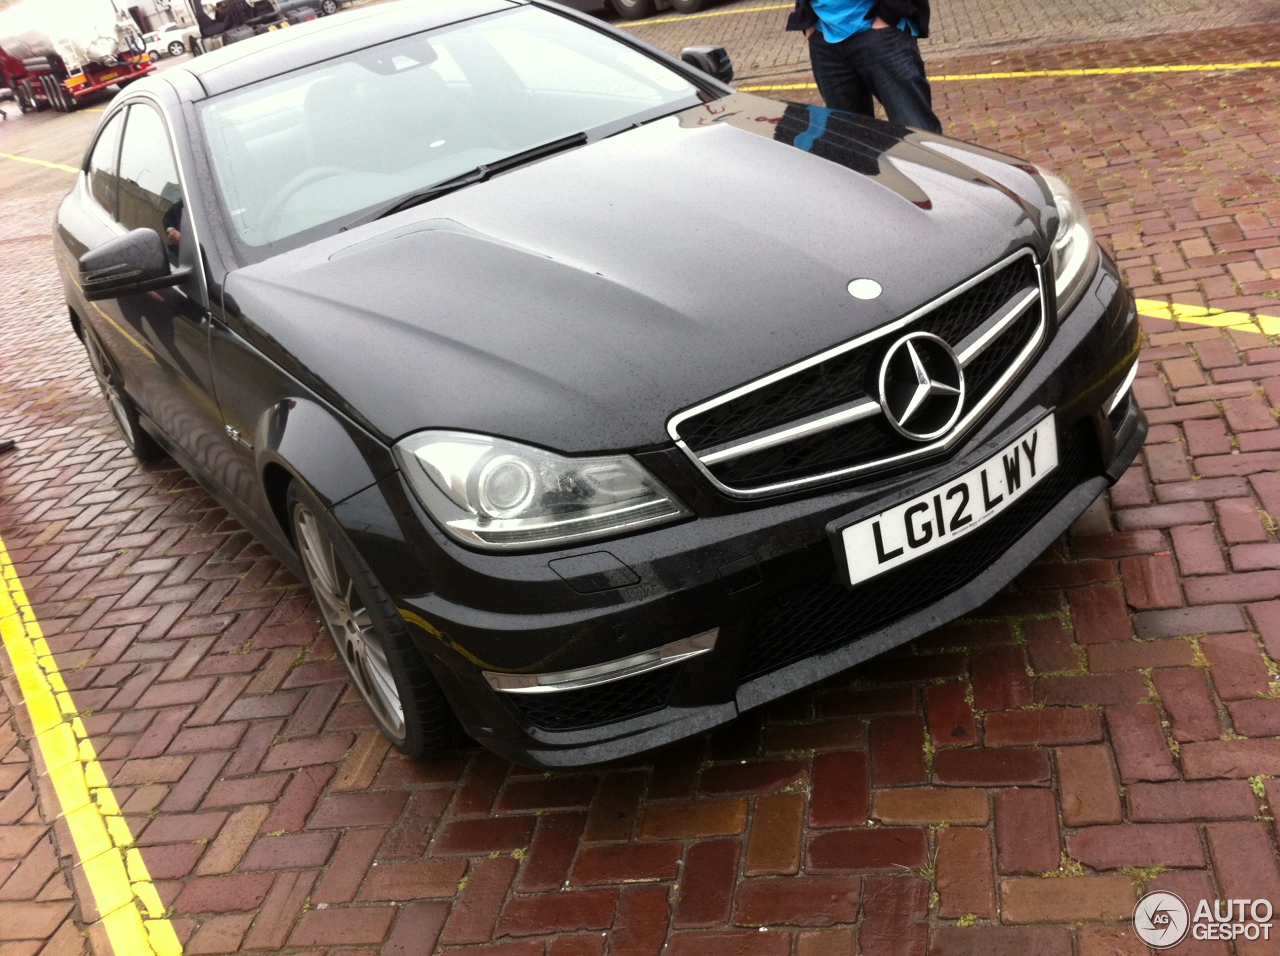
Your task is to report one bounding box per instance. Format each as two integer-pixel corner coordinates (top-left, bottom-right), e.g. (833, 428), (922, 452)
(2, 21), (1280, 956)
(622, 0), (1280, 81)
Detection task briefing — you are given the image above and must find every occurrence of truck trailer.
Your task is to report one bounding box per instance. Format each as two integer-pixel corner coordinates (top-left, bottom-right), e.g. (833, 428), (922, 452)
(0, 0), (154, 114)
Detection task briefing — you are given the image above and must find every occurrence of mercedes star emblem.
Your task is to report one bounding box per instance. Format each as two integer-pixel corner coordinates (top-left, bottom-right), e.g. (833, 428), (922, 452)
(878, 331), (966, 441)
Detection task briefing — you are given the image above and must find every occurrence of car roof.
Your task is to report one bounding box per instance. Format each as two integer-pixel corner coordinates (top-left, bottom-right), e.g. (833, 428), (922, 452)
(175, 0), (519, 97)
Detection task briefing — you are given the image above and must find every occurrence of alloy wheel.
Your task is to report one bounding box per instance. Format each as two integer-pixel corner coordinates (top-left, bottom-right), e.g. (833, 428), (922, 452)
(294, 503), (406, 736)
(85, 335), (137, 446)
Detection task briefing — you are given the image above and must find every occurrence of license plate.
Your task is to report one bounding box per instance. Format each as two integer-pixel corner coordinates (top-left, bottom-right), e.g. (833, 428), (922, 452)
(841, 416), (1058, 586)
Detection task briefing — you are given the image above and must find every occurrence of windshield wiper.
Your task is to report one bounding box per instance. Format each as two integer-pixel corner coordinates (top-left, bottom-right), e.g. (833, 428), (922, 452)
(343, 132), (589, 230)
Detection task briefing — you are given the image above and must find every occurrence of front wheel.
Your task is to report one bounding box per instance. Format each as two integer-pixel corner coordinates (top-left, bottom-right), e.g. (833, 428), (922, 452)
(83, 331), (165, 461)
(610, 0), (656, 20)
(168, 40), (185, 56)
(288, 482), (456, 758)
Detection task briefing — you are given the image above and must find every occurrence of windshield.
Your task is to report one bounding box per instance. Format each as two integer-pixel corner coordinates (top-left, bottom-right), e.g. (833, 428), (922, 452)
(198, 6), (702, 256)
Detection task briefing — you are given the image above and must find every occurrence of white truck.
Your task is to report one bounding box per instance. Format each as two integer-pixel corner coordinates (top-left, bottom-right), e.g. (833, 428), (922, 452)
(0, 0), (155, 113)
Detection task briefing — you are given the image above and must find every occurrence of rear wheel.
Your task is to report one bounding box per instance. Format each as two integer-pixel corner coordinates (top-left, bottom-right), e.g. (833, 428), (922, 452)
(30, 76), (51, 111)
(610, 0), (656, 20)
(83, 331), (165, 461)
(319, 0), (338, 13)
(168, 39), (185, 56)
(288, 481), (456, 758)
(16, 79), (35, 113)
(41, 76), (60, 111)
(39, 75), (76, 112)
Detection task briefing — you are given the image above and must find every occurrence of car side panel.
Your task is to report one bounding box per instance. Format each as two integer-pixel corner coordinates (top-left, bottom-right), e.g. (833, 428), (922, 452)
(206, 307), (398, 538)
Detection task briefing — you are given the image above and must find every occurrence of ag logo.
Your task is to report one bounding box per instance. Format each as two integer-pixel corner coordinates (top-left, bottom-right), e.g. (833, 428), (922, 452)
(1134, 891), (1190, 949)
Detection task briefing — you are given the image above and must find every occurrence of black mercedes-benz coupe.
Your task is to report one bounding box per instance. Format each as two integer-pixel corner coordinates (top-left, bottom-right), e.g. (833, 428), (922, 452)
(55, 0), (1144, 766)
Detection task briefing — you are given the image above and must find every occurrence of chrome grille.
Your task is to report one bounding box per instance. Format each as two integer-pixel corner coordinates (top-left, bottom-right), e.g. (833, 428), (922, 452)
(669, 248), (1048, 497)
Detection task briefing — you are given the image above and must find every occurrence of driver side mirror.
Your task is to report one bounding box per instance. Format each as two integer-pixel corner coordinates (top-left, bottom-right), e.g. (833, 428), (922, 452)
(79, 228), (191, 301)
(681, 46), (734, 85)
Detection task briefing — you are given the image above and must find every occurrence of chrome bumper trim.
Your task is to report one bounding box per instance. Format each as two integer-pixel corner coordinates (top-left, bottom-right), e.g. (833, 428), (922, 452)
(1106, 360), (1139, 414)
(483, 628), (719, 694)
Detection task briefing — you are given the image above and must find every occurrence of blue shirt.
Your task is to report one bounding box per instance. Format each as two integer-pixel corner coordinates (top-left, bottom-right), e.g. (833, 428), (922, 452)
(810, 0), (917, 43)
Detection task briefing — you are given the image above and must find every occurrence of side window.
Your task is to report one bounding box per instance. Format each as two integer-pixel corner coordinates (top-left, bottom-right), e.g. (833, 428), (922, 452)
(117, 103), (185, 254)
(87, 111), (125, 217)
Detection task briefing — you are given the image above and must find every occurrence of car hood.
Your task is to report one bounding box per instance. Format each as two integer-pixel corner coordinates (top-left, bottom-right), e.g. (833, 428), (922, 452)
(224, 92), (1056, 453)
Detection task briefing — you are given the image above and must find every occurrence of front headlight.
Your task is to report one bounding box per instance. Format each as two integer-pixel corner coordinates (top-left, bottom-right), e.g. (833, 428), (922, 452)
(1039, 168), (1100, 316)
(394, 431), (691, 551)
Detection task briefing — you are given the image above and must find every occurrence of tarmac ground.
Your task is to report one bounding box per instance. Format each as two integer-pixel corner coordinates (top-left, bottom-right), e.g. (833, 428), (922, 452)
(2, 4), (1280, 954)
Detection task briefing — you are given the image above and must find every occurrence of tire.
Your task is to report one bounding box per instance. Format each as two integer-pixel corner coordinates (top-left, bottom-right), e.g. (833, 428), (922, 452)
(668, 0), (709, 11)
(610, 0), (656, 20)
(40, 75), (61, 112)
(16, 80), (35, 113)
(83, 331), (165, 461)
(319, 0), (338, 13)
(288, 481), (457, 758)
(35, 75), (55, 112)
(40, 75), (76, 113)
(168, 40), (185, 56)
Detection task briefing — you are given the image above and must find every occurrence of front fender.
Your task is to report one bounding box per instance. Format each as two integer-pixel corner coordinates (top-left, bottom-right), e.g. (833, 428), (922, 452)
(254, 396), (397, 512)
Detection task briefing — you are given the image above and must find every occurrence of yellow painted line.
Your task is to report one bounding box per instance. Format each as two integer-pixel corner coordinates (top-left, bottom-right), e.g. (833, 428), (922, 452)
(621, 1), (789, 27)
(0, 534), (182, 955)
(740, 59), (1280, 91)
(931, 60), (1280, 82)
(0, 152), (78, 174)
(738, 82), (819, 91)
(1135, 298), (1280, 336)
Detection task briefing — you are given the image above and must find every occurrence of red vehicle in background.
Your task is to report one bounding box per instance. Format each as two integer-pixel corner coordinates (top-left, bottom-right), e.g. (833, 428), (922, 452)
(0, 0), (154, 114)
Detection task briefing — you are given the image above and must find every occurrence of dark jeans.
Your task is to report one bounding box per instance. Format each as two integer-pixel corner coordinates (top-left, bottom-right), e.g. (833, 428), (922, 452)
(808, 26), (942, 133)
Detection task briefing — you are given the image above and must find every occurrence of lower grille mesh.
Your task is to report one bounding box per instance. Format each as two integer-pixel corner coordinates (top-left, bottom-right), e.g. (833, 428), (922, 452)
(742, 422), (1098, 680)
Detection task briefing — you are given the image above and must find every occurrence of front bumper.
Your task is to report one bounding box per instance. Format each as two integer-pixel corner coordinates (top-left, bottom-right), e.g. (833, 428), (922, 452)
(334, 256), (1145, 767)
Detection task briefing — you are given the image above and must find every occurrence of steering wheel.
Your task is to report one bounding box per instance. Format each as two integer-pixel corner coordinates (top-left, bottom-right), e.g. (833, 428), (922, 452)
(257, 166), (350, 230)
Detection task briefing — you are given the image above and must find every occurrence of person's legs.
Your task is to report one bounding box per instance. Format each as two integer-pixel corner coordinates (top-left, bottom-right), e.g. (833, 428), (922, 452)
(808, 31), (875, 118)
(847, 27), (941, 133)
